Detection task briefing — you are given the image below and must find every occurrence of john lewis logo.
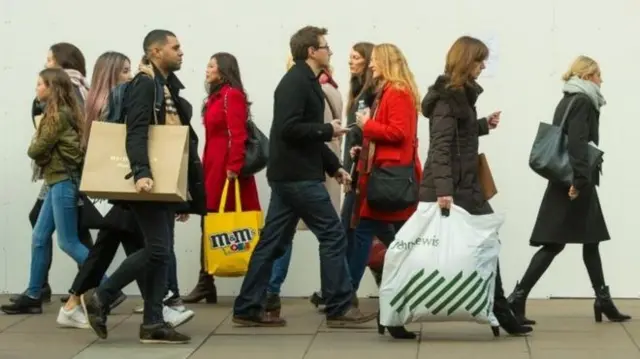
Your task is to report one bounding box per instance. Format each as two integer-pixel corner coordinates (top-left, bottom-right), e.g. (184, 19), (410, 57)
(389, 235), (440, 251)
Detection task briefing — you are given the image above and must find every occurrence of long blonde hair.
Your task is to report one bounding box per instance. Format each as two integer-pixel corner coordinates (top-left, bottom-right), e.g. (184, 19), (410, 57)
(562, 55), (599, 81)
(372, 43), (420, 110)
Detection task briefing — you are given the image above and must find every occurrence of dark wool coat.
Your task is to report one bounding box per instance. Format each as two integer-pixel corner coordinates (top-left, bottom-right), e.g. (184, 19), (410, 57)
(528, 93), (609, 245)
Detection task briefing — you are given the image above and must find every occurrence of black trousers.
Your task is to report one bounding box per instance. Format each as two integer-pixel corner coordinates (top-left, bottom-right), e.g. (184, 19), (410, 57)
(69, 207), (145, 295)
(96, 203), (174, 325)
(518, 243), (605, 293)
(29, 198), (93, 286)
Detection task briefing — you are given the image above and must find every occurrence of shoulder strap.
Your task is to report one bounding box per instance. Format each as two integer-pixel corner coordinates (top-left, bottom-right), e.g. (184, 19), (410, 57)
(122, 73), (162, 125)
(558, 96), (578, 129)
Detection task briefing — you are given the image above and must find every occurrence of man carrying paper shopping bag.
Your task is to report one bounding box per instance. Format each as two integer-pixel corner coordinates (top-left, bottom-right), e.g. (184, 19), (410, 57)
(83, 29), (206, 345)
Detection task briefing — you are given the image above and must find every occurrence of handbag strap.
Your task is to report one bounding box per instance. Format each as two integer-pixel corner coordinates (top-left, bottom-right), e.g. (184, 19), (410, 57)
(558, 96), (578, 129)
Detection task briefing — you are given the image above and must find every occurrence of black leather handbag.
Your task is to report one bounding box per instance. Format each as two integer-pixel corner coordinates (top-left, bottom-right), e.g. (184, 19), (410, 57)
(366, 160), (418, 212)
(529, 96), (604, 186)
(241, 119), (269, 176)
(222, 92), (269, 177)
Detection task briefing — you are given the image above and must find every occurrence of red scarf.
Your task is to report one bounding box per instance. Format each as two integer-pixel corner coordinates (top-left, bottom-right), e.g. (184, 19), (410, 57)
(319, 70), (338, 88)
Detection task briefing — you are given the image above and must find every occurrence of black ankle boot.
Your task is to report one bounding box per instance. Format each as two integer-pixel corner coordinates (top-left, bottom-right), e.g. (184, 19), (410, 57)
(377, 312), (417, 340)
(593, 285), (631, 323)
(493, 296), (532, 336)
(507, 282), (536, 325)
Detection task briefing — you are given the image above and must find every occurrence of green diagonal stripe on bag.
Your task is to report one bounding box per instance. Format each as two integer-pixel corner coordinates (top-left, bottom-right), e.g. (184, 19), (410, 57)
(389, 269), (425, 307)
(471, 295), (490, 317)
(447, 277), (484, 315)
(395, 270), (440, 312)
(424, 271), (464, 309)
(408, 277), (445, 312)
(465, 272), (494, 312)
(431, 271), (479, 315)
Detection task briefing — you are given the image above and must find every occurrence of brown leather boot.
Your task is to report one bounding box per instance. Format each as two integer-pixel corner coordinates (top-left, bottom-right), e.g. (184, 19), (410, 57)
(182, 271), (217, 304)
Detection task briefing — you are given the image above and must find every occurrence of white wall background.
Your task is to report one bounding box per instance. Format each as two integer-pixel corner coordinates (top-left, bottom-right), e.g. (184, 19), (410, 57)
(1, 0), (639, 299)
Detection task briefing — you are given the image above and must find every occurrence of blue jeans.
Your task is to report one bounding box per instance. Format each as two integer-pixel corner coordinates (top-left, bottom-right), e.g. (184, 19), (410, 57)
(268, 244), (292, 295)
(349, 219), (401, 291)
(234, 180), (352, 318)
(27, 180), (106, 299)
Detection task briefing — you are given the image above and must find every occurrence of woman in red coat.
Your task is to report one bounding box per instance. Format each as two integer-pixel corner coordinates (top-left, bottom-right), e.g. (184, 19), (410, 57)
(352, 43), (422, 339)
(183, 52), (261, 303)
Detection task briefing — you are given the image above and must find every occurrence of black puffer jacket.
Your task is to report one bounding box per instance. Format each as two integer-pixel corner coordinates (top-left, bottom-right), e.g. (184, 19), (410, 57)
(419, 75), (492, 215)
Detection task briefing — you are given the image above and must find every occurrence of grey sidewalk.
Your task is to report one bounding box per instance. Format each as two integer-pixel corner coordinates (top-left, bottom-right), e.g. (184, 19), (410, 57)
(0, 295), (639, 359)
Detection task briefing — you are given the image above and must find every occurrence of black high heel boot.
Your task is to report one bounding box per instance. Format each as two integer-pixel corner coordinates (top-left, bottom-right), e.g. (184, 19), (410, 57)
(507, 282), (536, 325)
(493, 297), (532, 336)
(377, 312), (417, 340)
(593, 285), (631, 323)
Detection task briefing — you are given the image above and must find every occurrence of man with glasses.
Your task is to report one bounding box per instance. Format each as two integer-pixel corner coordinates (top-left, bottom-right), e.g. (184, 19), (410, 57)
(232, 26), (377, 328)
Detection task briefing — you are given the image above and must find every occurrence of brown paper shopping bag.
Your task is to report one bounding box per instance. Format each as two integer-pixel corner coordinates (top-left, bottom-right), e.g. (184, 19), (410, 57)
(478, 153), (497, 200)
(79, 121), (189, 202)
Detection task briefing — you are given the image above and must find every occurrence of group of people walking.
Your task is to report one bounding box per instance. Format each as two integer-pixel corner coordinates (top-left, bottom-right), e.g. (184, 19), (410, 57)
(0, 23), (630, 344)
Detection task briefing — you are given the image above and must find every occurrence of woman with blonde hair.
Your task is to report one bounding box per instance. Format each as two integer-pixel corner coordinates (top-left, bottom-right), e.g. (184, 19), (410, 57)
(419, 36), (531, 335)
(507, 56), (630, 325)
(351, 43), (422, 339)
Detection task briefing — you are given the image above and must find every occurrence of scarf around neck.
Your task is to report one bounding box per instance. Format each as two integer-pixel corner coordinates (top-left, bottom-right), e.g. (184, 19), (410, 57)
(64, 69), (90, 102)
(137, 63), (181, 126)
(563, 76), (606, 110)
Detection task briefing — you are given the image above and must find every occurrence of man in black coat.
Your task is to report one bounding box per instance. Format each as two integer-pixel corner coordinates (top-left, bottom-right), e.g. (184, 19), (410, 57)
(232, 26), (376, 328)
(83, 29), (205, 344)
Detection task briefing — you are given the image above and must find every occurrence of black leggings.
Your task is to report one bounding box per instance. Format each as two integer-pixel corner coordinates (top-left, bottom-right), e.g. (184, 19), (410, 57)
(519, 243), (605, 292)
(29, 198), (94, 286)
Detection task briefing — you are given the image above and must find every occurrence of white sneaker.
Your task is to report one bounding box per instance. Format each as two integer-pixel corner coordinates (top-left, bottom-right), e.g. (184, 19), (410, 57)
(133, 304), (144, 314)
(56, 306), (90, 329)
(162, 305), (194, 328)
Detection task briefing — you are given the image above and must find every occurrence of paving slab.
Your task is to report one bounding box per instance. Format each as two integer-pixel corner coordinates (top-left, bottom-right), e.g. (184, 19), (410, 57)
(0, 296), (637, 358)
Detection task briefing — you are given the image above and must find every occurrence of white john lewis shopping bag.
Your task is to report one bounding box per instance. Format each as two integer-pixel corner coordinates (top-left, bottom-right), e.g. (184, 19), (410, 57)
(379, 202), (504, 327)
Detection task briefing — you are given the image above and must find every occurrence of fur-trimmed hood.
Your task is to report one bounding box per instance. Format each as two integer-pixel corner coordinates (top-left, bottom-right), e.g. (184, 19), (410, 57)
(421, 75), (483, 120)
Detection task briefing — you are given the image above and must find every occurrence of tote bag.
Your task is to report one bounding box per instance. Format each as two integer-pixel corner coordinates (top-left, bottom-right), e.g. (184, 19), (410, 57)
(529, 96), (603, 186)
(203, 179), (263, 277)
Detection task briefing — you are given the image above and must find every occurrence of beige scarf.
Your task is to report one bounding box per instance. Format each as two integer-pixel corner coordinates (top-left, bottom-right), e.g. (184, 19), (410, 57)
(137, 63), (181, 126)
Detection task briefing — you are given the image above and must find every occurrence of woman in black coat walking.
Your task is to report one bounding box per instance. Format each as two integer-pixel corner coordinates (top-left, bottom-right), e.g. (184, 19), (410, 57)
(507, 55), (630, 325)
(420, 36), (531, 336)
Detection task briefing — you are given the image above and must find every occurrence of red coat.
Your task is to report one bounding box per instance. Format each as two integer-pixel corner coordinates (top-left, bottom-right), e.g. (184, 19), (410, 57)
(203, 84), (261, 212)
(357, 85), (422, 222)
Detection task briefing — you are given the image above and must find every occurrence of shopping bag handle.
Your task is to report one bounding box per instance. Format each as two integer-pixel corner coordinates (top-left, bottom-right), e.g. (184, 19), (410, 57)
(218, 179), (243, 213)
(440, 208), (450, 217)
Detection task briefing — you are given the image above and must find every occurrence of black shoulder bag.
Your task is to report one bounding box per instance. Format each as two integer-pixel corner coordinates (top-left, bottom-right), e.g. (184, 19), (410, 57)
(223, 92), (269, 177)
(528, 95), (604, 186)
